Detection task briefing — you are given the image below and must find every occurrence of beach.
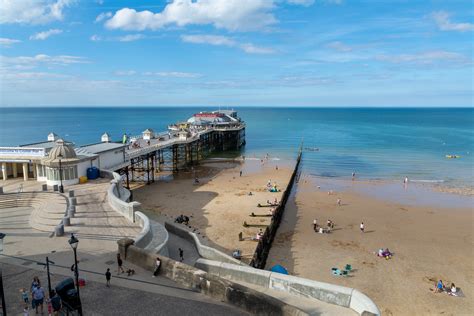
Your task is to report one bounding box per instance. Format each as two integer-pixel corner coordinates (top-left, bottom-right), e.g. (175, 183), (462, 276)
(133, 157), (294, 263)
(266, 175), (474, 315)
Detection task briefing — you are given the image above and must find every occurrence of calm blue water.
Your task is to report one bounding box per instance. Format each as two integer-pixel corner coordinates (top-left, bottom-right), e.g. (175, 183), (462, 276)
(1, 107), (473, 187)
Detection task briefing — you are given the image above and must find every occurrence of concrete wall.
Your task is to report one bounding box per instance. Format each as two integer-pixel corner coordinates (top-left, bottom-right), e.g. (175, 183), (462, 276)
(97, 149), (125, 170)
(133, 211), (153, 248)
(77, 160), (92, 178)
(107, 181), (137, 222)
(164, 221), (245, 266)
(195, 259), (380, 316)
(119, 242), (307, 316)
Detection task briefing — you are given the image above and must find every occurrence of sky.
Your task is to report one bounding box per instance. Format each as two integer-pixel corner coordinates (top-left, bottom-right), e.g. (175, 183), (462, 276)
(0, 0), (473, 107)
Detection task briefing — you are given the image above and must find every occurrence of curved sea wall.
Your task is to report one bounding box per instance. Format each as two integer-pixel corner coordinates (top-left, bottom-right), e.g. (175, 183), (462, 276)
(118, 241), (307, 316)
(102, 170), (168, 253)
(195, 258), (380, 316)
(165, 221), (245, 265)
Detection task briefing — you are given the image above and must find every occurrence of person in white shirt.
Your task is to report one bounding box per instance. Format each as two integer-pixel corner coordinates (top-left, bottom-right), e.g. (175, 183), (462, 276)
(360, 222), (365, 233)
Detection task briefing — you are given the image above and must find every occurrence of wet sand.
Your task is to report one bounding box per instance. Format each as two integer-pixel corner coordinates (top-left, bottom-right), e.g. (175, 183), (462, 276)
(134, 158), (294, 263)
(267, 175), (474, 315)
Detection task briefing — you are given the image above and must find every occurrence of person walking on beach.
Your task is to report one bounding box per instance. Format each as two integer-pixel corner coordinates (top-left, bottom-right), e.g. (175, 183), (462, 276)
(153, 257), (161, 277)
(313, 219), (318, 231)
(360, 222), (365, 233)
(337, 198), (341, 206)
(352, 172), (356, 180)
(105, 268), (111, 287)
(116, 253), (125, 274)
(178, 248), (184, 262)
(240, 170), (242, 177)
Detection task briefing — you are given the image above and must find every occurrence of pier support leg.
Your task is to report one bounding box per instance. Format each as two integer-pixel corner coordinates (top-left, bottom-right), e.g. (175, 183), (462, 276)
(33, 163), (37, 179)
(22, 163), (29, 181)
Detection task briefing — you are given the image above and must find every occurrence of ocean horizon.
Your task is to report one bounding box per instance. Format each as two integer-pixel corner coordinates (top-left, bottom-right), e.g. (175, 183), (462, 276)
(1, 106), (473, 188)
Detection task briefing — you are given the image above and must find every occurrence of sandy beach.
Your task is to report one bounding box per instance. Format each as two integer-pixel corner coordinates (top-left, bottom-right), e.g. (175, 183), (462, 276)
(266, 175), (474, 315)
(134, 157), (294, 263)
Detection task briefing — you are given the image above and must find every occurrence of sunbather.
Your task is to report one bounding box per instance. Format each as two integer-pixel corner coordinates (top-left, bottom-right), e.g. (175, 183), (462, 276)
(449, 283), (458, 296)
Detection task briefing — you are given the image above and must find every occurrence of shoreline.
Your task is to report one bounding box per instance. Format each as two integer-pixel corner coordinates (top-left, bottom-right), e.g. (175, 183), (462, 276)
(299, 175), (473, 208)
(267, 171), (473, 315)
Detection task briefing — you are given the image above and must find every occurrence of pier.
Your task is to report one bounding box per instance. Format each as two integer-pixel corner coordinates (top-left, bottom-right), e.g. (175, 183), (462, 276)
(0, 110), (246, 191)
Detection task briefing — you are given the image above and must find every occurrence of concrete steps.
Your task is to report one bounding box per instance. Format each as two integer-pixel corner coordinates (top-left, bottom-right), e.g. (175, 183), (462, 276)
(0, 192), (68, 233)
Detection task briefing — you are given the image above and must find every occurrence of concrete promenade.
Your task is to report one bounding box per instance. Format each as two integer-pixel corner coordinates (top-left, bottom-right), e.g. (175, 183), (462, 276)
(1, 260), (247, 316)
(0, 179), (246, 314)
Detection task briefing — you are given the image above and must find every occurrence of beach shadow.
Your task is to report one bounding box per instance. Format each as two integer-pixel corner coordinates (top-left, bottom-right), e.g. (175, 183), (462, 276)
(364, 230), (376, 234)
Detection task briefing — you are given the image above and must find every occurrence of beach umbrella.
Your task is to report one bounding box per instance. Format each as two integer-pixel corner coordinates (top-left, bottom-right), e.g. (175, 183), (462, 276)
(270, 264), (289, 275)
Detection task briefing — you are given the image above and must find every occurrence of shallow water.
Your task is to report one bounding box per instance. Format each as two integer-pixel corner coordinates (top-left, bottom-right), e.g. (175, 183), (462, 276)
(305, 176), (473, 208)
(1, 107), (472, 188)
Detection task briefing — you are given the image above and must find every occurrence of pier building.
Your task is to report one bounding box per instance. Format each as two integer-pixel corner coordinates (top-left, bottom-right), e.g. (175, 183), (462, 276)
(0, 110), (245, 189)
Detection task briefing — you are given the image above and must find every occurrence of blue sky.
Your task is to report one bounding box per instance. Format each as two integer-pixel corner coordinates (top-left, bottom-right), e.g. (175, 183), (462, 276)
(0, 0), (472, 107)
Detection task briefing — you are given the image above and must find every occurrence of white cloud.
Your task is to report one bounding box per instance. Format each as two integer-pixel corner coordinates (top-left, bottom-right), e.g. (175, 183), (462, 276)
(104, 0), (276, 32)
(95, 12), (112, 23)
(0, 37), (21, 47)
(154, 72), (202, 78)
(0, 0), (75, 25)
(181, 34), (235, 46)
(375, 51), (467, 64)
(117, 34), (145, 42)
(90, 34), (102, 41)
(1, 54), (88, 70)
(326, 41), (352, 52)
(29, 29), (63, 40)
(0, 71), (70, 80)
(181, 34), (275, 54)
(240, 43), (275, 54)
(432, 11), (473, 32)
(114, 70), (137, 76)
(287, 0), (341, 5)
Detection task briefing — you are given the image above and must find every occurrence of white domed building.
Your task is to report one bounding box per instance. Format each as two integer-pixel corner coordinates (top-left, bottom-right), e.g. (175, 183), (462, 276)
(40, 139), (80, 186)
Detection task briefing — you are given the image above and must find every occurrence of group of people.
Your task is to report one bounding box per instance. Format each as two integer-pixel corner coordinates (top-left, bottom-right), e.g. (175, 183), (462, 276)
(377, 248), (393, 259)
(174, 214), (190, 225)
(22, 276), (61, 316)
(267, 179), (280, 192)
(435, 280), (458, 296)
(313, 219), (335, 234)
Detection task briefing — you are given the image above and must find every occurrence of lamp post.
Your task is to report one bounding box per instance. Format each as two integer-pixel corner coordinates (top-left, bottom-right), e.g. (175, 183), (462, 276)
(0, 232), (7, 316)
(68, 234), (82, 316)
(58, 153), (64, 193)
(37, 257), (54, 298)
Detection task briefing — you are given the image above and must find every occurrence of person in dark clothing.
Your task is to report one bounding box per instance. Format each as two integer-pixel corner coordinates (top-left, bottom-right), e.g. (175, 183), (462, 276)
(105, 268), (111, 287)
(50, 290), (61, 316)
(178, 248), (184, 262)
(117, 253), (125, 274)
(153, 257), (161, 277)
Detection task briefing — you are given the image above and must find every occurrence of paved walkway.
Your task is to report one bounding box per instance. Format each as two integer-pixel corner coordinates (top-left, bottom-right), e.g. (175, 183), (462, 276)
(1, 260), (247, 316)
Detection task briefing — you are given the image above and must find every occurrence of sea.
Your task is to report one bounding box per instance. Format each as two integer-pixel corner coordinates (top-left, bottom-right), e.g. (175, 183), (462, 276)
(1, 107), (473, 189)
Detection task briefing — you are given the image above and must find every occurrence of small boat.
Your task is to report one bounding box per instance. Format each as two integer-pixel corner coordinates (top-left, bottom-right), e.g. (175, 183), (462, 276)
(305, 147), (319, 152)
(446, 154), (461, 159)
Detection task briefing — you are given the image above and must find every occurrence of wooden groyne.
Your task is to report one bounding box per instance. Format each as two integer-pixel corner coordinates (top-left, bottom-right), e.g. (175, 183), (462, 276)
(249, 144), (303, 269)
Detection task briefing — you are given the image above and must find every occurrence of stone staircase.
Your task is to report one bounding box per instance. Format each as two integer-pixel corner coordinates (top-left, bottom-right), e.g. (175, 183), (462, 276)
(0, 192), (68, 233)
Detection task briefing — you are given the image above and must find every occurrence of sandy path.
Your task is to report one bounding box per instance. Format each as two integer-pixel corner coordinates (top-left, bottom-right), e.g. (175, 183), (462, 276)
(267, 175), (474, 315)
